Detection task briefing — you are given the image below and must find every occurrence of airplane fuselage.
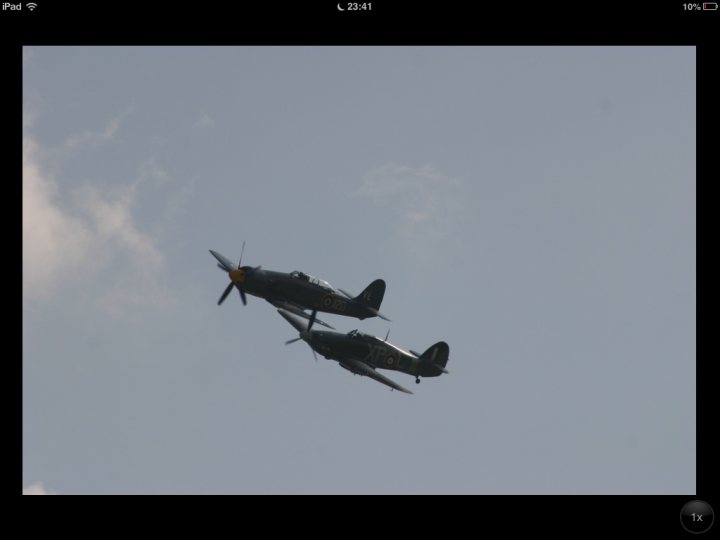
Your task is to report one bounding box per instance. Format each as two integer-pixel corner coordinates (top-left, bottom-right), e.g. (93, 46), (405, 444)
(304, 331), (442, 378)
(276, 308), (448, 393)
(210, 249), (388, 326)
(240, 269), (378, 319)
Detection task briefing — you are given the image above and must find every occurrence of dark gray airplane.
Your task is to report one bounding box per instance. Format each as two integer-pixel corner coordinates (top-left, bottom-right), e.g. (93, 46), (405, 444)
(210, 245), (389, 329)
(278, 308), (449, 394)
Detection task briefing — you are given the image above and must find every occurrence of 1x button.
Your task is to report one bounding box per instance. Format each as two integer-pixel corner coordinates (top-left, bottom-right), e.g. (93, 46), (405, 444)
(681, 500), (714, 534)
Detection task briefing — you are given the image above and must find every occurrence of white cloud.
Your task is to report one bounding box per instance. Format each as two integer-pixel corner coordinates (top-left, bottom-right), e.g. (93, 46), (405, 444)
(23, 85), (43, 131)
(63, 102), (134, 152)
(352, 164), (464, 257)
(356, 164), (460, 198)
(196, 113), (215, 128)
(23, 105), (38, 131)
(23, 138), (97, 300)
(75, 184), (163, 271)
(23, 482), (57, 495)
(138, 158), (171, 187)
(23, 133), (174, 316)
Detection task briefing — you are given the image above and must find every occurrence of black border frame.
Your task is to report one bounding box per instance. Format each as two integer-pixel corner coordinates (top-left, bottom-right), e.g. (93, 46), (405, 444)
(7, 1), (715, 534)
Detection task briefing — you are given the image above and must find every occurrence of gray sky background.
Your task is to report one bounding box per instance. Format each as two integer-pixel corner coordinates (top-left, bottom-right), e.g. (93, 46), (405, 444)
(23, 46), (695, 494)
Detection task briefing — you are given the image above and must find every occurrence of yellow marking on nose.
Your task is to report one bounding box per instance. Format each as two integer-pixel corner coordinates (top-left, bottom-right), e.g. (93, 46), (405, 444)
(229, 269), (246, 284)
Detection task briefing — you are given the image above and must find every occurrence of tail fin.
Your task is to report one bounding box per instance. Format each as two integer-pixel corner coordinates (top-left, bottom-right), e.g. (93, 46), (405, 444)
(355, 279), (385, 311)
(418, 341), (450, 369)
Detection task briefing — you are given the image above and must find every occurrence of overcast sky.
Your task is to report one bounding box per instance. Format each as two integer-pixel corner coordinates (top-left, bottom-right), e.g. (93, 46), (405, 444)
(23, 46), (695, 494)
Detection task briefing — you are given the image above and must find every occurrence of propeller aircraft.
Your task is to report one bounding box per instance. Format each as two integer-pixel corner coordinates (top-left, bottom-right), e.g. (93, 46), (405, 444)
(209, 244), (390, 329)
(278, 308), (449, 394)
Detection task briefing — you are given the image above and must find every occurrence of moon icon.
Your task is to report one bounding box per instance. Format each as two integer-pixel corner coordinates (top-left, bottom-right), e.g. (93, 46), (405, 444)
(337, 3), (345, 10)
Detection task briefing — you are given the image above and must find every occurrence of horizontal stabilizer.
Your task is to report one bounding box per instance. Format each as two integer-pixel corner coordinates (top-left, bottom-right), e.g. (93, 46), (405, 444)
(367, 307), (391, 321)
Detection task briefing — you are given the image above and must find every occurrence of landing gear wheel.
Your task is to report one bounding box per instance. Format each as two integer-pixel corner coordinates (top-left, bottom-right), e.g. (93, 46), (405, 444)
(415, 377), (421, 384)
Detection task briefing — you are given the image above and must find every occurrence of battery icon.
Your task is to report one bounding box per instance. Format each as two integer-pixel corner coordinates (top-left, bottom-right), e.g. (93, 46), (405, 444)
(703, 2), (718, 9)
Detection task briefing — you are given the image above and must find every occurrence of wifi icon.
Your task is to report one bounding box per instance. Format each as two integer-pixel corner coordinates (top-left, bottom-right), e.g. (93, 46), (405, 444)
(26, 2), (37, 9)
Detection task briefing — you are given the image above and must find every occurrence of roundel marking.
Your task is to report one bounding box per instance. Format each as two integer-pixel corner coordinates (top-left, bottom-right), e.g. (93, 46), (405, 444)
(321, 294), (333, 308)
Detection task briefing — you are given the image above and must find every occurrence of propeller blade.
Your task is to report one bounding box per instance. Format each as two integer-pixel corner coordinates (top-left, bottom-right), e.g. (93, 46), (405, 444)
(238, 240), (246, 267)
(239, 287), (247, 306)
(209, 250), (236, 272)
(218, 283), (234, 305)
(285, 337), (302, 345)
(307, 310), (317, 331)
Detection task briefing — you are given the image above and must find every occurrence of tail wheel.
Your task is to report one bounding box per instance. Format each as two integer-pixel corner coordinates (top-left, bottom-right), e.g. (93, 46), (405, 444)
(415, 377), (420, 384)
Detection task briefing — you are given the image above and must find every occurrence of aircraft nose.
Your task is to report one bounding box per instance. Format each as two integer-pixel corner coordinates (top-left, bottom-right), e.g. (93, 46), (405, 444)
(229, 268), (246, 283)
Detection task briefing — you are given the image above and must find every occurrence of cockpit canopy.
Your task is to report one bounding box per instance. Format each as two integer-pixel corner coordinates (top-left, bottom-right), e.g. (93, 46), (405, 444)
(290, 270), (334, 291)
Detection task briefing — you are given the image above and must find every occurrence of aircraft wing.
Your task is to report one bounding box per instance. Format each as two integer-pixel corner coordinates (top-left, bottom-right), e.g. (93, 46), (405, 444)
(266, 299), (335, 329)
(340, 358), (413, 394)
